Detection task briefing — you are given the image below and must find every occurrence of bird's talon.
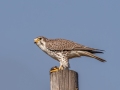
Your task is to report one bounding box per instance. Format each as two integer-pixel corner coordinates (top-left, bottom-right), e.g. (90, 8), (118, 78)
(50, 66), (59, 73)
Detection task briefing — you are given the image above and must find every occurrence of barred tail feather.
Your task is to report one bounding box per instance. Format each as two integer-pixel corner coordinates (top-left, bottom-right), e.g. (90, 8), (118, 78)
(90, 55), (106, 62)
(80, 51), (106, 62)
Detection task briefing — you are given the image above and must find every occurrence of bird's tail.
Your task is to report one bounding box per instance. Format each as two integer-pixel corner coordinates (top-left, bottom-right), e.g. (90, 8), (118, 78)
(80, 51), (106, 62)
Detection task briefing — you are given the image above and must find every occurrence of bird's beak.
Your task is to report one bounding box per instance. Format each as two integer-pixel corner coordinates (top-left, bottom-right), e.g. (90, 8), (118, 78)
(34, 38), (40, 44)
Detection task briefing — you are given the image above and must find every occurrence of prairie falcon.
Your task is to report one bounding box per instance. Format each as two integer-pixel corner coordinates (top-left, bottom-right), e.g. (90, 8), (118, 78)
(34, 36), (106, 72)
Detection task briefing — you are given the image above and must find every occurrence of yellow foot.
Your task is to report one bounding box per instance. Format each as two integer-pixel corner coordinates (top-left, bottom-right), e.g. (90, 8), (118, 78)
(50, 66), (59, 73)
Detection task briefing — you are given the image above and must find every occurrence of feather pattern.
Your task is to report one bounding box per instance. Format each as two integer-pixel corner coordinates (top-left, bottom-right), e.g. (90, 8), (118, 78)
(46, 38), (103, 51)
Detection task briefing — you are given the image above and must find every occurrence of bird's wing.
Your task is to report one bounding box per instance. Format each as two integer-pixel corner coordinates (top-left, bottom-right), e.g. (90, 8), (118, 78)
(46, 39), (103, 51)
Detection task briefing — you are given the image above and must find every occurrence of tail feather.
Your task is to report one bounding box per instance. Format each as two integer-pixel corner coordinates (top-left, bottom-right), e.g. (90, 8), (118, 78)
(91, 55), (106, 62)
(80, 51), (106, 62)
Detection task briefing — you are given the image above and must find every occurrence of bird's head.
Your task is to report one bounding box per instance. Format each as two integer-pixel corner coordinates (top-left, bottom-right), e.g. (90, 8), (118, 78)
(34, 36), (48, 47)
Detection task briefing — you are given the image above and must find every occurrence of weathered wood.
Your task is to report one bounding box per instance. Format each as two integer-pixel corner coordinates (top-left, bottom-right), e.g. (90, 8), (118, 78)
(50, 69), (79, 90)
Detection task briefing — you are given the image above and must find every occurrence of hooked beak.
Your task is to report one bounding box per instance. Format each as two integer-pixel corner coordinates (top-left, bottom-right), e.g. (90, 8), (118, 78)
(34, 38), (40, 44)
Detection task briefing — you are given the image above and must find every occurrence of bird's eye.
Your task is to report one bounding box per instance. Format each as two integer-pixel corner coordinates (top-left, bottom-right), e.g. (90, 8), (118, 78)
(39, 38), (42, 40)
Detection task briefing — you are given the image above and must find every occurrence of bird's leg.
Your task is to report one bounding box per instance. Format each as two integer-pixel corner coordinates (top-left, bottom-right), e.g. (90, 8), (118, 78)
(50, 58), (67, 73)
(59, 61), (64, 70)
(50, 66), (59, 73)
(59, 65), (64, 70)
(50, 65), (64, 73)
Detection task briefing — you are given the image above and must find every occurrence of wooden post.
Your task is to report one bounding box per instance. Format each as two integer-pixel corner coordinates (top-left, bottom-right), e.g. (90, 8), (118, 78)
(50, 69), (79, 90)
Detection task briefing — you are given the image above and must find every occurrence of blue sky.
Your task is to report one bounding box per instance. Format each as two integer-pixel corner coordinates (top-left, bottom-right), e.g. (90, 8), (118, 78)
(0, 0), (120, 90)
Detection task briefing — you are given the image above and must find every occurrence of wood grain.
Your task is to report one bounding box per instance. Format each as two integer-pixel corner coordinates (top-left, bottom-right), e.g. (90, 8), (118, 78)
(50, 69), (79, 90)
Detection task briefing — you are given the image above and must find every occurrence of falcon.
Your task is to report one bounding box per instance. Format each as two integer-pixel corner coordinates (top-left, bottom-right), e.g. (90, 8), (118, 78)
(34, 36), (106, 73)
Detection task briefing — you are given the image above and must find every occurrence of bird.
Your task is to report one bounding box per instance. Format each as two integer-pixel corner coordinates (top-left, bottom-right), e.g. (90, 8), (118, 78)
(34, 36), (106, 73)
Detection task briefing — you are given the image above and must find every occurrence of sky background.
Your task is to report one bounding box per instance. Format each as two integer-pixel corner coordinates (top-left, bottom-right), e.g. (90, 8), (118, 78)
(0, 0), (120, 90)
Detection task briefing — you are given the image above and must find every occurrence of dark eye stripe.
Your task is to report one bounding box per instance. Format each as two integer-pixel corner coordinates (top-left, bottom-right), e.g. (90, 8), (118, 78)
(40, 42), (43, 45)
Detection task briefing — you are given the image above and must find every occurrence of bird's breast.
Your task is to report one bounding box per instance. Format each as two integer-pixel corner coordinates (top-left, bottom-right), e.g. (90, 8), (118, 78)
(43, 48), (59, 60)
